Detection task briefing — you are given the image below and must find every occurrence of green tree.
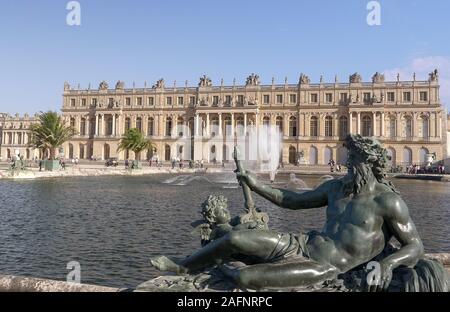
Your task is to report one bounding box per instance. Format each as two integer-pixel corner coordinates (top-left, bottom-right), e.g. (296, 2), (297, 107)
(29, 111), (76, 159)
(118, 128), (154, 167)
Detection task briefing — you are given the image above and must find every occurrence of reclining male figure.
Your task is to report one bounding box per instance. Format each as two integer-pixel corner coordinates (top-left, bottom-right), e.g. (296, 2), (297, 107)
(151, 135), (424, 291)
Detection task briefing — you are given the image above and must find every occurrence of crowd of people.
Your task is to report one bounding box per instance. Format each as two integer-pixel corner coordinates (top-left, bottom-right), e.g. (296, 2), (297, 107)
(404, 163), (446, 175)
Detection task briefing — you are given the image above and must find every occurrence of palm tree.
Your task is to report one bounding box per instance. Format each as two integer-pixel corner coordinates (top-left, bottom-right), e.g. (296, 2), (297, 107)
(29, 111), (76, 160)
(118, 128), (154, 168)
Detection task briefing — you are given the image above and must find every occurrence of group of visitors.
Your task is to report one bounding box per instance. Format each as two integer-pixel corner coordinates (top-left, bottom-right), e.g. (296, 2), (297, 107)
(405, 163), (446, 174)
(327, 159), (342, 173)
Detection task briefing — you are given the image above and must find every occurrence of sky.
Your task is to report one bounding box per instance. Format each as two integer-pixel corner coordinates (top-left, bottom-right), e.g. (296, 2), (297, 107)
(1, 0), (450, 115)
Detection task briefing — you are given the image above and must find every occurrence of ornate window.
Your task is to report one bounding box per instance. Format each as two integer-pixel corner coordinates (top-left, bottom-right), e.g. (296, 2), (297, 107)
(310, 116), (318, 137)
(147, 117), (154, 136)
(325, 116), (333, 137)
(362, 116), (372, 136)
(136, 117), (142, 132)
(289, 116), (297, 137)
(339, 116), (348, 138)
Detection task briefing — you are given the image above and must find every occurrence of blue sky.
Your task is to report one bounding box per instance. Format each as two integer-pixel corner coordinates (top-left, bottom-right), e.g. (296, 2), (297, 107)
(1, 0), (450, 114)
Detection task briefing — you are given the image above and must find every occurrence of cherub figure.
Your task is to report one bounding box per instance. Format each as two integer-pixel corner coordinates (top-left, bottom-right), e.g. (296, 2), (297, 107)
(192, 195), (265, 247)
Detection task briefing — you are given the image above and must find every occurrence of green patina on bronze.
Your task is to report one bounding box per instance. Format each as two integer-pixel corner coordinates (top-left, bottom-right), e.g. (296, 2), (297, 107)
(151, 134), (449, 292)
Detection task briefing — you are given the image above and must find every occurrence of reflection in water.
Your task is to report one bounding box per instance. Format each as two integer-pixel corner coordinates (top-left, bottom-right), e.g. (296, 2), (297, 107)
(0, 174), (449, 288)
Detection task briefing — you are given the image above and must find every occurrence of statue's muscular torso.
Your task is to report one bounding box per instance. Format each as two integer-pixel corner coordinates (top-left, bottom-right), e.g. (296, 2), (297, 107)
(306, 180), (397, 272)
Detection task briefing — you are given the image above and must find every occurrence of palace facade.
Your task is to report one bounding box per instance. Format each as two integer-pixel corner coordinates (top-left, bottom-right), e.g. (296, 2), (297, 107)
(0, 113), (39, 160)
(1, 70), (448, 168)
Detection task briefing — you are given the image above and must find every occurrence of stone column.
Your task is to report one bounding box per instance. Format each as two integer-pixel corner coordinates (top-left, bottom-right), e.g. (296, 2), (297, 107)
(372, 112), (377, 136)
(437, 112), (442, 138)
(381, 112), (385, 137)
(231, 113), (235, 137)
(101, 114), (104, 136)
(396, 113), (402, 139)
(298, 113), (302, 137)
(349, 112), (353, 134)
(86, 117), (90, 136)
(112, 114), (116, 136)
(195, 114), (199, 136)
(206, 113), (210, 137)
(333, 114), (339, 138)
(244, 113), (247, 135)
(357, 112), (361, 134)
(218, 113), (222, 136)
(95, 114), (99, 136)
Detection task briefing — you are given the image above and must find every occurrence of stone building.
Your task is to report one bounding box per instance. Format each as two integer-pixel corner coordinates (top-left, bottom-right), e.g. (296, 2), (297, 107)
(60, 70), (447, 167)
(0, 113), (39, 160)
(1, 70), (447, 168)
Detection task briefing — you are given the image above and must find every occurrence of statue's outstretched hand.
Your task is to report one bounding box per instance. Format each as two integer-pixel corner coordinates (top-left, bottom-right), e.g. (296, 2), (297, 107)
(235, 170), (257, 189)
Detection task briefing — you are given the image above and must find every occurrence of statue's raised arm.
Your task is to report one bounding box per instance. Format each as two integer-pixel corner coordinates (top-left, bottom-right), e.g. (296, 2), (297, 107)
(235, 162), (330, 210)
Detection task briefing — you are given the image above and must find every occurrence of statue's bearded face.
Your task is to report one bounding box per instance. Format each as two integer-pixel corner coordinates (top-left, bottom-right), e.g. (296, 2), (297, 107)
(343, 149), (373, 196)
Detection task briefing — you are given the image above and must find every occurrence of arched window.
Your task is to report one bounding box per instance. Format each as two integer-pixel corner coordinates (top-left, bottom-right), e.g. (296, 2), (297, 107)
(165, 145), (171, 161)
(80, 118), (86, 135)
(224, 116), (232, 136)
(421, 116), (429, 139)
(69, 143), (74, 159)
(403, 147), (412, 165)
(106, 117), (113, 135)
(125, 117), (131, 131)
(389, 117), (396, 139)
(289, 116), (297, 137)
(310, 116), (318, 137)
(165, 117), (172, 137)
(276, 116), (283, 134)
(289, 146), (296, 164)
(387, 147), (396, 167)
(79, 144), (85, 159)
(324, 147), (332, 164)
(325, 116), (333, 137)
(147, 117), (154, 136)
(263, 116), (270, 128)
(136, 117), (142, 132)
(362, 116), (372, 136)
(337, 146), (348, 164)
(210, 117), (219, 137)
(339, 116), (348, 138)
(103, 144), (110, 160)
(70, 117), (75, 128)
(404, 116), (412, 138)
(309, 146), (318, 165)
(177, 117), (184, 137)
(236, 116), (244, 136)
(419, 147), (429, 164)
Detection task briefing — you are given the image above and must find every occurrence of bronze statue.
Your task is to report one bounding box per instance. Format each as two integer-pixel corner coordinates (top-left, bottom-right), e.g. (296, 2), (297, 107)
(151, 134), (448, 291)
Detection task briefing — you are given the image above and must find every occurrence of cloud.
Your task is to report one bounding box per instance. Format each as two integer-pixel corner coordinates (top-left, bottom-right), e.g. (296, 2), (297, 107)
(383, 56), (450, 111)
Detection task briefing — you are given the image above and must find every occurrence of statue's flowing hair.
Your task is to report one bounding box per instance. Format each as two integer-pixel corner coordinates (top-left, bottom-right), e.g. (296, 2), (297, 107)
(342, 134), (399, 196)
(201, 195), (228, 224)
